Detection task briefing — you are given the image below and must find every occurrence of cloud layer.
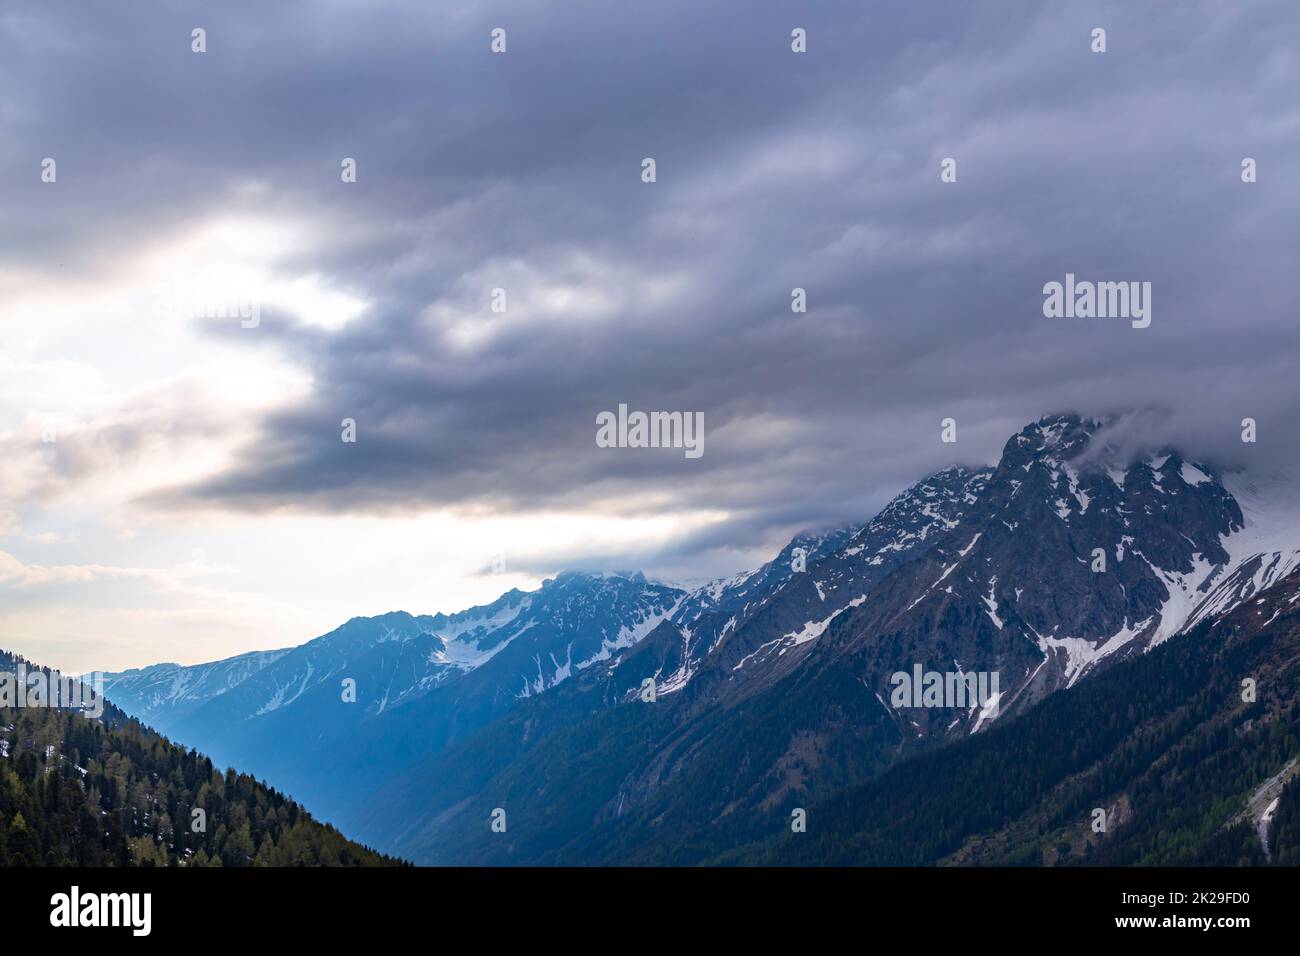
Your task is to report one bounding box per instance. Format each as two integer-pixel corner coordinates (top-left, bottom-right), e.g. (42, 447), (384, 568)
(3, 1), (1299, 668)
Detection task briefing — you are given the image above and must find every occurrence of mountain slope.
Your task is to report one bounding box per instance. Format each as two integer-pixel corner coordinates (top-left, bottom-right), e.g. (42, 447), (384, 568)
(342, 464), (997, 857)
(348, 414), (1300, 864)
(649, 466), (994, 709)
(0, 649), (401, 866)
(103, 572), (684, 821)
(730, 564), (1300, 866)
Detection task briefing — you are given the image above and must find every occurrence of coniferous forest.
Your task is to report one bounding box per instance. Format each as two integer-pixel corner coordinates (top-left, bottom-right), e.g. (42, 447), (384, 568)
(713, 591), (1300, 868)
(0, 653), (403, 867)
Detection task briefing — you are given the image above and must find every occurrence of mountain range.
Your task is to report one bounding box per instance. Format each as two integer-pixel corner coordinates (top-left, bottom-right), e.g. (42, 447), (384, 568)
(95, 413), (1300, 864)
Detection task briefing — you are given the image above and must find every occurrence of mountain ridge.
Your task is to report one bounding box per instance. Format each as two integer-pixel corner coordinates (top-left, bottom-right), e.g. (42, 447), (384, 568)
(343, 414), (1300, 862)
(87, 413), (1300, 864)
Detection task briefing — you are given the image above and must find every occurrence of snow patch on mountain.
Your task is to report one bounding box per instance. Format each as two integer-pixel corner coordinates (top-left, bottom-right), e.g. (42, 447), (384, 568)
(1179, 471), (1300, 633)
(732, 595), (866, 672)
(982, 577), (1004, 630)
(255, 662), (315, 715)
(577, 596), (683, 671)
(1038, 615), (1155, 688)
(438, 615), (534, 670)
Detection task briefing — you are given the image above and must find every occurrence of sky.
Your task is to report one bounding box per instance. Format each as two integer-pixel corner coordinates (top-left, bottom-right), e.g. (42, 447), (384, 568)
(2, 0), (1298, 672)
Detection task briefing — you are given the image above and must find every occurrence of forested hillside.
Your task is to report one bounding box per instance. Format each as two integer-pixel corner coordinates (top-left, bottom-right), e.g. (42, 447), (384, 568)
(0, 651), (404, 867)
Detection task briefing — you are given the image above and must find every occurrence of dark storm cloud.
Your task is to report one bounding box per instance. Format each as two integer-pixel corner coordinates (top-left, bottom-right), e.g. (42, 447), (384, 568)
(7, 0), (1300, 564)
